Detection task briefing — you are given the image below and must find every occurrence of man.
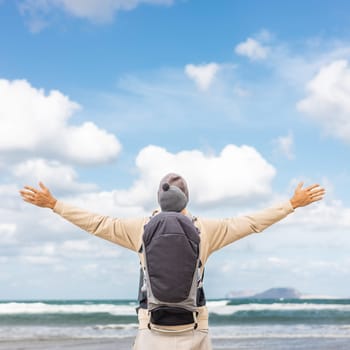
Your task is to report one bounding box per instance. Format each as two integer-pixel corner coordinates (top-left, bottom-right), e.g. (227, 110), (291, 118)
(19, 173), (325, 350)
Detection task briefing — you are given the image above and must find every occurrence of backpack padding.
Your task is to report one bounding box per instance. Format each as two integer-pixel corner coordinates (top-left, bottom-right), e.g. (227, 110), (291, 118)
(143, 212), (200, 303)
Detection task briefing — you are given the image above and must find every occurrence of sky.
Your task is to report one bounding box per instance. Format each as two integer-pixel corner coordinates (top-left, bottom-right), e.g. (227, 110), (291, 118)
(0, 0), (350, 300)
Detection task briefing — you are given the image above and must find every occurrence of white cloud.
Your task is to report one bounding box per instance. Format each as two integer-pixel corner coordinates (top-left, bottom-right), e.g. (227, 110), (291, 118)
(60, 0), (174, 21)
(0, 224), (17, 244)
(62, 122), (121, 164)
(62, 239), (95, 252)
(19, 0), (174, 29)
(0, 79), (121, 164)
(297, 60), (350, 143)
(113, 144), (276, 209)
(233, 85), (250, 97)
(12, 158), (97, 193)
(18, 239), (121, 260)
(21, 255), (59, 265)
(19, 242), (57, 257)
(267, 256), (289, 266)
(0, 184), (23, 210)
(185, 63), (220, 91)
(255, 29), (273, 42)
(67, 190), (148, 217)
(235, 38), (269, 61)
(61, 239), (121, 258)
(286, 198), (350, 231)
(39, 142), (275, 216)
(273, 132), (295, 159)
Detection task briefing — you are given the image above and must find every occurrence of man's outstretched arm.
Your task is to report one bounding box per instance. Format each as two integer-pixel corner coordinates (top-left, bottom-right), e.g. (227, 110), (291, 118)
(19, 182), (145, 252)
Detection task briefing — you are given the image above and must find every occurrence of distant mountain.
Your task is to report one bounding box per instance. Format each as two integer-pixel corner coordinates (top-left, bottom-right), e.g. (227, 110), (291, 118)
(252, 287), (301, 299)
(227, 287), (302, 299)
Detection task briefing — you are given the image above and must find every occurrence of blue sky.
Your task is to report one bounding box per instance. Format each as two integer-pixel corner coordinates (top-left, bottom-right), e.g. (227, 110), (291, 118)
(0, 0), (350, 300)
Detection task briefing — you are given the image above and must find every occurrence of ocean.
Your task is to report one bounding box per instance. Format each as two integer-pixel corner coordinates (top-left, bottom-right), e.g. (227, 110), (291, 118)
(0, 298), (349, 349)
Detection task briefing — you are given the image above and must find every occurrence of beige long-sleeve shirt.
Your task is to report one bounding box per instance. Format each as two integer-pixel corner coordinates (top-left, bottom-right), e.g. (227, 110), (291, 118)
(53, 200), (294, 330)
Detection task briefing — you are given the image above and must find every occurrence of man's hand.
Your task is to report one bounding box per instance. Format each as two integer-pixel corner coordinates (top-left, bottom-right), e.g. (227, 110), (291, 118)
(19, 182), (57, 209)
(290, 182), (325, 209)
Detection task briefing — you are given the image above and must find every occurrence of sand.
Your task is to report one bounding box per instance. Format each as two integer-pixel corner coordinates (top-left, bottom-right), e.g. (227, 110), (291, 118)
(0, 338), (134, 350)
(1, 336), (349, 350)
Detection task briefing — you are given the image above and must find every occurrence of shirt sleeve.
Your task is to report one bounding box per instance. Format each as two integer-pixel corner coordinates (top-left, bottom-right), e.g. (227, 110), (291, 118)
(53, 200), (146, 252)
(201, 201), (294, 256)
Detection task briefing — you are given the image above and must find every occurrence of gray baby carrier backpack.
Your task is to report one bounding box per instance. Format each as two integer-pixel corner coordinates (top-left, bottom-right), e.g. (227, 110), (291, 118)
(139, 211), (203, 330)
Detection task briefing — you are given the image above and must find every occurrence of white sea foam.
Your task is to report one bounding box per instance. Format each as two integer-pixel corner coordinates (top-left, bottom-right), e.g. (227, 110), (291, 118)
(0, 302), (136, 315)
(0, 325), (138, 341)
(211, 333), (350, 339)
(1, 300), (349, 316)
(93, 323), (139, 330)
(209, 324), (350, 339)
(1, 324), (350, 342)
(207, 301), (350, 315)
(206, 300), (229, 308)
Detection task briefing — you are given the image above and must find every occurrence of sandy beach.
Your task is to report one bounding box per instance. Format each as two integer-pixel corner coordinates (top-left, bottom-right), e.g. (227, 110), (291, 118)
(0, 338), (134, 350)
(1, 337), (350, 350)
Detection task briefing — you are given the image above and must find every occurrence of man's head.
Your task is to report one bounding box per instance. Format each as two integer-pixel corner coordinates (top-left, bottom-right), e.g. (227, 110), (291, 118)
(157, 173), (189, 212)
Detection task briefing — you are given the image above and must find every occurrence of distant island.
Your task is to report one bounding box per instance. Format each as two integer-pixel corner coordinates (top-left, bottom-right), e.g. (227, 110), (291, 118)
(226, 287), (302, 299)
(226, 287), (341, 299)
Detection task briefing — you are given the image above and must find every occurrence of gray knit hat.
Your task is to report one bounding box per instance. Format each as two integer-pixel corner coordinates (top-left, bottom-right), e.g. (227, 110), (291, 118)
(157, 173), (189, 212)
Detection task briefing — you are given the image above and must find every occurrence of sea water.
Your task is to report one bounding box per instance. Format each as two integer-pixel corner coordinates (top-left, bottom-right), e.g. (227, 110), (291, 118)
(0, 299), (349, 349)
